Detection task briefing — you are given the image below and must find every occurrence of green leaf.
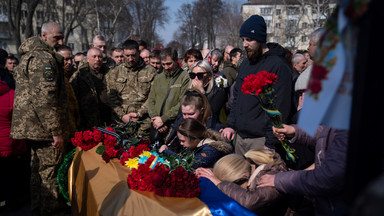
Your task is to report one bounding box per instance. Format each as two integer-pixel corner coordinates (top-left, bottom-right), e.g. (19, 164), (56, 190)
(130, 137), (140, 145)
(96, 145), (105, 155)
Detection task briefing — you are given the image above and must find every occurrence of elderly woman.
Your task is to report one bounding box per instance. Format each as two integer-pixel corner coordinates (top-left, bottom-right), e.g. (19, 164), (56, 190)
(160, 118), (232, 169)
(189, 60), (227, 117)
(196, 149), (289, 216)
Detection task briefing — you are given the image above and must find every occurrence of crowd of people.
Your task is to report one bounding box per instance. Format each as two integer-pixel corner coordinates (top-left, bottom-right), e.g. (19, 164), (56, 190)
(0, 13), (350, 216)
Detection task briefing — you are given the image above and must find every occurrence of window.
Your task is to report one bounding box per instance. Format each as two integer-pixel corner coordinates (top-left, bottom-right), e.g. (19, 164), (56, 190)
(68, 43), (74, 50)
(276, 9), (281, 15)
(301, 36), (307, 42)
(275, 23), (281, 29)
(37, 11), (44, 20)
(65, 0), (71, 5)
(66, 13), (73, 21)
(286, 20), (297, 31)
(274, 36), (280, 43)
(302, 22), (308, 29)
(22, 10), (27, 19)
(287, 7), (299, 15)
(260, 8), (272, 15)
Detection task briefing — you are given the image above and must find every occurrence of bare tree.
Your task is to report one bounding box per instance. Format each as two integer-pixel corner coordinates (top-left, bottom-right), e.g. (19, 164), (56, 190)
(90, 0), (133, 47)
(193, 0), (224, 49)
(175, 3), (201, 49)
(128, 0), (168, 47)
(216, 1), (243, 48)
(5, 0), (22, 51)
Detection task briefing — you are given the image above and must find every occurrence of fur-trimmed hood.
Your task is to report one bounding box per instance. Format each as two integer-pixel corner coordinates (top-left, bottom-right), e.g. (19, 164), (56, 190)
(197, 129), (233, 154)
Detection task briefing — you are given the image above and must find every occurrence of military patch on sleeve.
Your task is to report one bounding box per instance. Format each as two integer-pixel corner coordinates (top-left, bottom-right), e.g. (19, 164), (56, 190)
(43, 66), (56, 82)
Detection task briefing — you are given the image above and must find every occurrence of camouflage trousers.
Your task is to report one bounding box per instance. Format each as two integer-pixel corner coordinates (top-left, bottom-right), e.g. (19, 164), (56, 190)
(28, 140), (66, 216)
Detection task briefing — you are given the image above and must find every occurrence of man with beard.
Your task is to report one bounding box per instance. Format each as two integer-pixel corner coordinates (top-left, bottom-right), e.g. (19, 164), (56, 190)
(56, 45), (80, 138)
(221, 15), (293, 155)
(106, 39), (156, 137)
(149, 49), (162, 74)
(10, 21), (69, 215)
(70, 48), (112, 130)
(148, 47), (190, 146)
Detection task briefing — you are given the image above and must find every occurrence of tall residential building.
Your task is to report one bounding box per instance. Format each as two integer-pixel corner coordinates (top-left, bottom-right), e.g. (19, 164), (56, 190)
(241, 0), (336, 50)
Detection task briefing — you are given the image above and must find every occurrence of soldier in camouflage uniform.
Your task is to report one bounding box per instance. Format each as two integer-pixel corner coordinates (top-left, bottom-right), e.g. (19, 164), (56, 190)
(10, 22), (69, 215)
(70, 47), (112, 131)
(106, 39), (157, 136)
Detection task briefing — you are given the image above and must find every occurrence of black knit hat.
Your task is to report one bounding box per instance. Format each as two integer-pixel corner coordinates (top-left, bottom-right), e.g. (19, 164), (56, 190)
(239, 15), (267, 43)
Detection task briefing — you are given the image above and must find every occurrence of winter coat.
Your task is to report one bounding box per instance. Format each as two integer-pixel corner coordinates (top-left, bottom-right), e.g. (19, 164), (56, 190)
(10, 36), (69, 141)
(217, 153), (288, 216)
(70, 61), (111, 131)
(274, 125), (348, 216)
(163, 129), (233, 169)
(0, 81), (26, 157)
(106, 58), (156, 133)
(226, 43), (293, 149)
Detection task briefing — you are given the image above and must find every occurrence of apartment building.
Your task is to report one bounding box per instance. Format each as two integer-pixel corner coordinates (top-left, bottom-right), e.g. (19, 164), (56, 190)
(241, 0), (336, 50)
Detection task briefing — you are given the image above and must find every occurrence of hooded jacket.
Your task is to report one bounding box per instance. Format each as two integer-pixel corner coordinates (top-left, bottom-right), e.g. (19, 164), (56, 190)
(0, 81), (26, 157)
(227, 43), (292, 148)
(163, 129), (233, 169)
(10, 36), (69, 141)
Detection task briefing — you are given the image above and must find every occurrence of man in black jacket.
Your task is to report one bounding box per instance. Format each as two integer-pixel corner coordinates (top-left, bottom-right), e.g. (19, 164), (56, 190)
(221, 15), (293, 155)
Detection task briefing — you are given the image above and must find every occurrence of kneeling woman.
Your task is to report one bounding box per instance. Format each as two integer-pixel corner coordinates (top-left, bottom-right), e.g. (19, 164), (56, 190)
(160, 118), (232, 169)
(196, 149), (288, 216)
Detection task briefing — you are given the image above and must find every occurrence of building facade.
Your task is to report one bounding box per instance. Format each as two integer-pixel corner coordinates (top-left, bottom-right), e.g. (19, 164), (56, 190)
(241, 0), (336, 50)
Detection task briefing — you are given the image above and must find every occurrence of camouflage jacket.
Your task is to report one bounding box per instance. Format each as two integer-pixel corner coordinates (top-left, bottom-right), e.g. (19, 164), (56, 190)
(106, 58), (156, 131)
(69, 61), (111, 131)
(10, 36), (69, 141)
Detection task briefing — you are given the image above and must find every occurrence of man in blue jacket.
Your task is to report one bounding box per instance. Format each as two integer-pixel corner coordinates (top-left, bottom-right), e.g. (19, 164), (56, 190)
(221, 15), (292, 155)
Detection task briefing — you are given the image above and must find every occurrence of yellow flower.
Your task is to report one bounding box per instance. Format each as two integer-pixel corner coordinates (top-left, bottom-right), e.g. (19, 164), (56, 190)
(140, 151), (152, 157)
(125, 158), (139, 169)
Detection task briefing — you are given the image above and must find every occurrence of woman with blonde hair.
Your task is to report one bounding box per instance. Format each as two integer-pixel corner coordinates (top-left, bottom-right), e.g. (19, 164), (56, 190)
(189, 60), (226, 118)
(196, 149), (288, 215)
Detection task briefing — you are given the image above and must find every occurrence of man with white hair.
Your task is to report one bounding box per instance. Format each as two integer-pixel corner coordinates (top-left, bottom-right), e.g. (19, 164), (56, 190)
(292, 53), (308, 77)
(89, 35), (116, 69)
(70, 47), (112, 130)
(10, 21), (69, 215)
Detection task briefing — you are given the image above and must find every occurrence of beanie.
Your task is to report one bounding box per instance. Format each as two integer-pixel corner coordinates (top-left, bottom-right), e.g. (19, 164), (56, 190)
(239, 15), (267, 43)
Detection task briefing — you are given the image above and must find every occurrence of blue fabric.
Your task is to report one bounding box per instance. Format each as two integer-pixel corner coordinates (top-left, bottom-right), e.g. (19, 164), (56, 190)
(198, 177), (257, 216)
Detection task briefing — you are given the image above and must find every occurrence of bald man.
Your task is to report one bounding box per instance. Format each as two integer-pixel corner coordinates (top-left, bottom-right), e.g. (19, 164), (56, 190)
(70, 48), (112, 131)
(10, 21), (69, 215)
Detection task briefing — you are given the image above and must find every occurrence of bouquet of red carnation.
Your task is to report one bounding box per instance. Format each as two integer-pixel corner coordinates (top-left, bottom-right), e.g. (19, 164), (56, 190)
(152, 166), (201, 198)
(71, 128), (103, 151)
(241, 71), (297, 162)
(126, 151), (201, 198)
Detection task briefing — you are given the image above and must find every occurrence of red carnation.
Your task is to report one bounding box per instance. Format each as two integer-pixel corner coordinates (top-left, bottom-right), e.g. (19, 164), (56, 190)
(241, 71), (277, 96)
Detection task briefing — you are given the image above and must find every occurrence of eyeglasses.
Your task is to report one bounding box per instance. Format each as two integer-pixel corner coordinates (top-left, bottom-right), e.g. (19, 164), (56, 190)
(189, 72), (207, 80)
